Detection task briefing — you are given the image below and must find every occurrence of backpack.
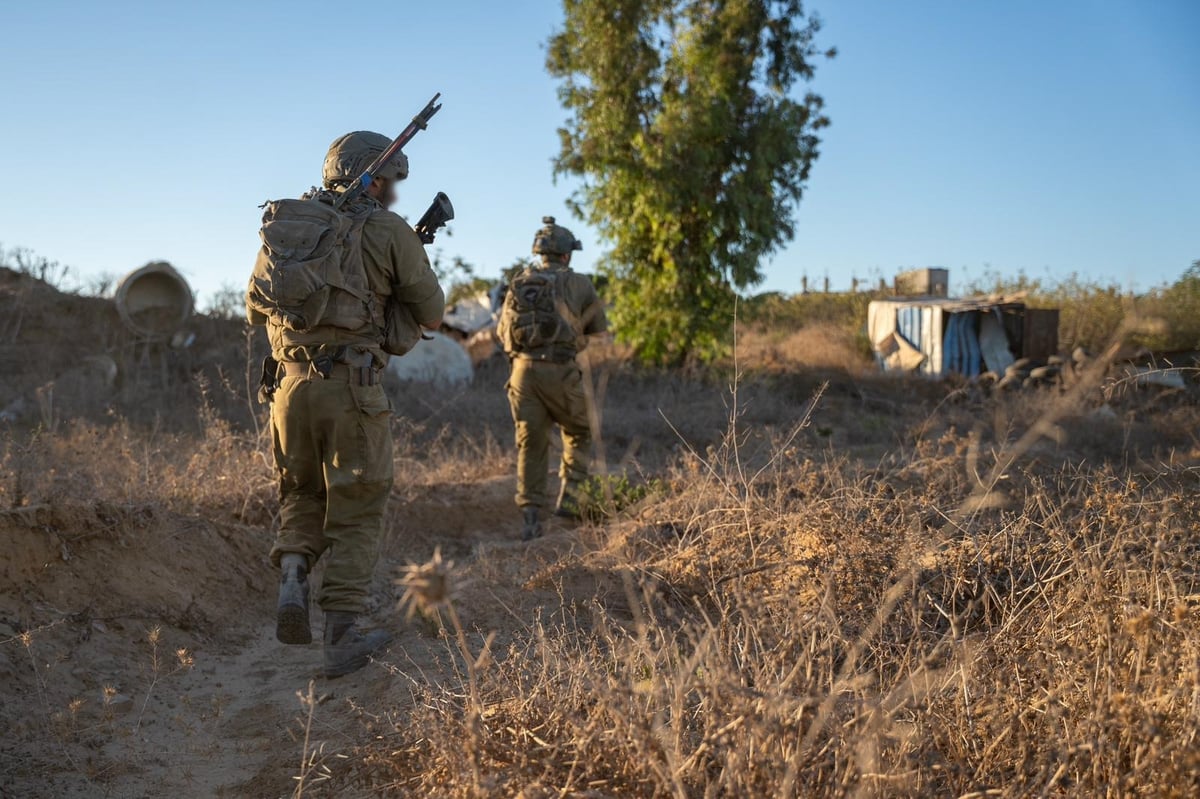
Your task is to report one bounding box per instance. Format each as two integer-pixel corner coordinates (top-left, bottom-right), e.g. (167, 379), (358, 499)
(246, 193), (378, 334)
(500, 267), (578, 355)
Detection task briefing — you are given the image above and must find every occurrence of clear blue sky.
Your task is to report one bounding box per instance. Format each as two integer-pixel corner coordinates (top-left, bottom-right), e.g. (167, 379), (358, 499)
(1, 0), (1196, 308)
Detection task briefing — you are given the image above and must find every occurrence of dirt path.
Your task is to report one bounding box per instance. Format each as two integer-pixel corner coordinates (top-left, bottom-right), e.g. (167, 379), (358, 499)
(1, 474), (578, 798)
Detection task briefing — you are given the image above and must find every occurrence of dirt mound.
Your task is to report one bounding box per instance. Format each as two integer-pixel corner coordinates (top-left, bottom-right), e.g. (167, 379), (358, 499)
(0, 500), (274, 796)
(0, 266), (260, 430)
(0, 268), (122, 411)
(0, 502), (268, 622)
(0, 466), (597, 798)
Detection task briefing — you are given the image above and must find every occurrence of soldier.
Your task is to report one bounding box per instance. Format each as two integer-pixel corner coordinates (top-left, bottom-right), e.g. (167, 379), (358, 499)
(248, 132), (445, 677)
(497, 217), (608, 540)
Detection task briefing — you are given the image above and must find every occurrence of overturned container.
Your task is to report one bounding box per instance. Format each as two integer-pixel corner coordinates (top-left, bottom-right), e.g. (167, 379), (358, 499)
(115, 261), (194, 341)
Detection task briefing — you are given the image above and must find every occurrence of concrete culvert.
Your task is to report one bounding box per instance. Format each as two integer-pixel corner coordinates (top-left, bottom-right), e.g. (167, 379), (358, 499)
(115, 261), (194, 340)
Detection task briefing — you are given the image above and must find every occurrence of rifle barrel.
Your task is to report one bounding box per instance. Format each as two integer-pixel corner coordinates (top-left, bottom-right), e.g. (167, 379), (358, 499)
(334, 93), (442, 210)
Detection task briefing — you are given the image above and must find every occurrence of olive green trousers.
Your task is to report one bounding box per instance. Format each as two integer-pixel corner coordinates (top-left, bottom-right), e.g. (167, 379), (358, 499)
(269, 374), (393, 613)
(507, 358), (592, 509)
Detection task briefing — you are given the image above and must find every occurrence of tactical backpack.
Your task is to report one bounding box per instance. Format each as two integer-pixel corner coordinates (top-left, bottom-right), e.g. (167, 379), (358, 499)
(500, 267), (578, 357)
(246, 193), (379, 335)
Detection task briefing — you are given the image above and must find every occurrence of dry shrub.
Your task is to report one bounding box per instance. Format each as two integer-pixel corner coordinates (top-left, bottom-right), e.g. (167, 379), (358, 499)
(354, 380), (1200, 798)
(735, 322), (872, 373)
(0, 411), (275, 525)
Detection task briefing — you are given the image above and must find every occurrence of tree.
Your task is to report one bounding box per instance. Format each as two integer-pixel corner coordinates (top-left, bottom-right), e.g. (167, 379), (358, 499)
(204, 283), (246, 320)
(547, 0), (833, 364)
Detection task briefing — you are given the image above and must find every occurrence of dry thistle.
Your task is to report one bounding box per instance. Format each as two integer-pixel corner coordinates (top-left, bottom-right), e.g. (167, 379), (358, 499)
(396, 547), (460, 621)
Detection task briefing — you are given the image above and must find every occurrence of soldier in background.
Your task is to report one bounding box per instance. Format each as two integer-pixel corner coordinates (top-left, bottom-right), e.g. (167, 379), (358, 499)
(497, 217), (608, 540)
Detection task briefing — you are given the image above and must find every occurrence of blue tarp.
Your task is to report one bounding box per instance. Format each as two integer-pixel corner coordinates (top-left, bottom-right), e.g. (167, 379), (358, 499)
(942, 312), (983, 377)
(897, 305), (922, 350)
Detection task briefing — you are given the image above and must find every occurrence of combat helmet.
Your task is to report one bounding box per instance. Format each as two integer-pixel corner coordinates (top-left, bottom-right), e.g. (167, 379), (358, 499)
(322, 131), (409, 189)
(532, 216), (582, 259)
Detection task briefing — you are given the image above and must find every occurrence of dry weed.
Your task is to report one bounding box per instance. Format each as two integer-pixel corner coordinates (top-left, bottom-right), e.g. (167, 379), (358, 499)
(350, 337), (1200, 797)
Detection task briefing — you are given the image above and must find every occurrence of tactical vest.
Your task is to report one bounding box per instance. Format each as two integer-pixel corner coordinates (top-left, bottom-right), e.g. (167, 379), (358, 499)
(500, 267), (579, 360)
(246, 190), (382, 341)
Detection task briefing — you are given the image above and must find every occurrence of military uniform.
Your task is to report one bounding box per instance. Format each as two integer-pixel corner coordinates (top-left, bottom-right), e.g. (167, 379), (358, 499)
(497, 217), (607, 539)
(247, 131), (444, 675)
(266, 206), (442, 611)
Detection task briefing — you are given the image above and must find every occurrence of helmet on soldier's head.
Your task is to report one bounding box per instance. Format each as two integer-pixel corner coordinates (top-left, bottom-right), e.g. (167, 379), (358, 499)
(322, 131), (409, 188)
(532, 216), (583, 258)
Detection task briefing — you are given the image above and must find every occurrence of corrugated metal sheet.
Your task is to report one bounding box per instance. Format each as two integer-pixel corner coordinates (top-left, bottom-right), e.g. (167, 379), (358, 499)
(943, 312), (983, 377)
(898, 305), (921, 349)
(922, 305), (944, 376)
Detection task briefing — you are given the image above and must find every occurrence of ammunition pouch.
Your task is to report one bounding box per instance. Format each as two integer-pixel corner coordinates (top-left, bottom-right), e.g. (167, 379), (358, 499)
(258, 355), (279, 404)
(277, 351), (382, 387)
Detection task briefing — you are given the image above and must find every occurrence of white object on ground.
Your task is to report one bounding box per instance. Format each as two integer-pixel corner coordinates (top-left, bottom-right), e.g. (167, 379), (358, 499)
(386, 330), (473, 387)
(442, 292), (494, 336)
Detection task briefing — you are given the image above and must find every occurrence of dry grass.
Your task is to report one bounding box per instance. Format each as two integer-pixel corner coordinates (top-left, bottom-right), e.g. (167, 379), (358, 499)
(3, 310), (1200, 797)
(734, 322), (872, 374)
(342, 359), (1200, 797)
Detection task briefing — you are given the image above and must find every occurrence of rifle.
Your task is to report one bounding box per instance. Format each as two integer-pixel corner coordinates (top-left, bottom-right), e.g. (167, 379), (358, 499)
(334, 93), (442, 211)
(414, 192), (454, 244)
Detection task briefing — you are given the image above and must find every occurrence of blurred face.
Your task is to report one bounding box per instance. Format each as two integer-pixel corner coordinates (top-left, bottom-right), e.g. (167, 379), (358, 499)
(367, 176), (397, 208)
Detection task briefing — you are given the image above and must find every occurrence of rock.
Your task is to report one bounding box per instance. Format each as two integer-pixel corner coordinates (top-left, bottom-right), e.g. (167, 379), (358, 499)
(1029, 365), (1059, 381)
(1126, 366), (1186, 389)
(996, 374), (1021, 391)
(102, 692), (135, 715)
(0, 397), (28, 423)
(386, 331), (473, 388)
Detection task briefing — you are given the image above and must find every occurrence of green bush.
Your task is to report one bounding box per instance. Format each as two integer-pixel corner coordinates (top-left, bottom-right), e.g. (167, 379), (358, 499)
(578, 473), (665, 523)
(967, 264), (1200, 352)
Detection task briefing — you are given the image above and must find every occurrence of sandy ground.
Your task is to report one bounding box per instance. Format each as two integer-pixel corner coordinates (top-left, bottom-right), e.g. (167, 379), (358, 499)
(0, 475), (581, 798)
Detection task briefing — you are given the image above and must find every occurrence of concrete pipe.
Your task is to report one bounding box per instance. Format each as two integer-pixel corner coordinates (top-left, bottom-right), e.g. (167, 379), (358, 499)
(115, 261), (194, 340)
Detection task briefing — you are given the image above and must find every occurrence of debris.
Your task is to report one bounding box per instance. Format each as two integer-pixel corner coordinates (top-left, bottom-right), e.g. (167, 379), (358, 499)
(868, 277), (1059, 379)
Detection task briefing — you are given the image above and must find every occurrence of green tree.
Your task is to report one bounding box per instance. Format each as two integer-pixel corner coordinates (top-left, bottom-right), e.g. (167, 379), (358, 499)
(547, 0), (832, 364)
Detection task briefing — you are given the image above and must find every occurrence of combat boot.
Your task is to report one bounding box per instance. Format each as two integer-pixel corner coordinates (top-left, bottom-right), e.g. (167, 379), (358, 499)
(520, 506), (543, 541)
(276, 553), (312, 645)
(323, 611), (393, 678)
(554, 481), (584, 520)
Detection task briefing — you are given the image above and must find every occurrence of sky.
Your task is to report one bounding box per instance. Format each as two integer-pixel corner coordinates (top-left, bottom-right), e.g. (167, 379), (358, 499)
(1, 0), (1196, 309)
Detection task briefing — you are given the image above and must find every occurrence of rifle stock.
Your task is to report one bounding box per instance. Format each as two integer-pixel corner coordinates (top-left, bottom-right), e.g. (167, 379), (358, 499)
(414, 192), (455, 244)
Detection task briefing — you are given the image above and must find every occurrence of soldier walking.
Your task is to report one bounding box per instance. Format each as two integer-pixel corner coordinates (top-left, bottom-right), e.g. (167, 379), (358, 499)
(497, 217), (608, 540)
(247, 131), (445, 676)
